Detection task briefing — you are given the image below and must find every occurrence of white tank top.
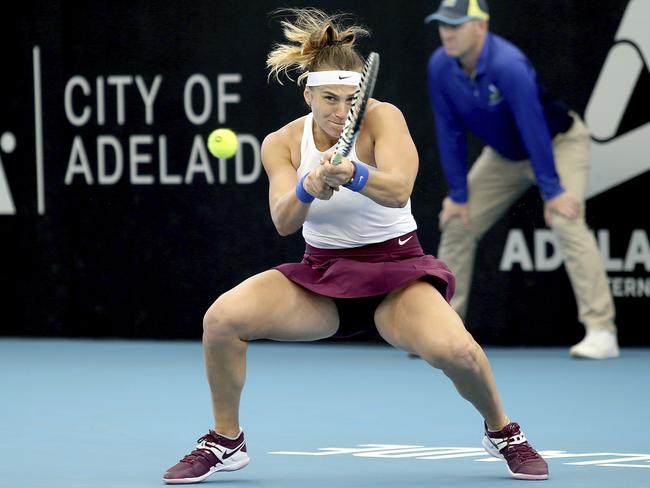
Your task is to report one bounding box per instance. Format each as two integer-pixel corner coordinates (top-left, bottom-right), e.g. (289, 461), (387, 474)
(298, 113), (417, 249)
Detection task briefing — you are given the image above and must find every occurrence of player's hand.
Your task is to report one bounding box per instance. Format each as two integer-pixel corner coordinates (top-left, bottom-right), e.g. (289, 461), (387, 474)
(543, 191), (581, 225)
(320, 153), (355, 188)
(305, 166), (336, 200)
(438, 197), (470, 230)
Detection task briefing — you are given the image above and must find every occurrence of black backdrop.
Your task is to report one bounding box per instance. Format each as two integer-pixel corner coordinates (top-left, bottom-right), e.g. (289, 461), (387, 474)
(1, 0), (648, 345)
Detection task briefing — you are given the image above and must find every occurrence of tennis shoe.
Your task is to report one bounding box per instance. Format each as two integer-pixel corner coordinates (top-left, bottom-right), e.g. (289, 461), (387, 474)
(482, 422), (548, 480)
(163, 429), (249, 484)
(570, 330), (619, 359)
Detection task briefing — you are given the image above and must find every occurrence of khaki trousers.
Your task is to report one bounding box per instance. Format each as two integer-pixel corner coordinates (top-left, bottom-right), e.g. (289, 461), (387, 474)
(437, 114), (616, 333)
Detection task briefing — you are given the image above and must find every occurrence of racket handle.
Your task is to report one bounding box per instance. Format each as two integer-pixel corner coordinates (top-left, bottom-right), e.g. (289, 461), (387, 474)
(331, 152), (342, 165)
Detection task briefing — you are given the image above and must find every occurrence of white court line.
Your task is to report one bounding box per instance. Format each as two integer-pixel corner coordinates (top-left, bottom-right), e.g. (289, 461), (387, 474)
(271, 444), (650, 469)
(269, 445), (422, 456)
(567, 455), (650, 465)
(33, 46), (45, 215)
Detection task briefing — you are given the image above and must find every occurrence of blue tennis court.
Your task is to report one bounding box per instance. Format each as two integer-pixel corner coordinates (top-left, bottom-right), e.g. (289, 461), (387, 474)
(1, 338), (648, 488)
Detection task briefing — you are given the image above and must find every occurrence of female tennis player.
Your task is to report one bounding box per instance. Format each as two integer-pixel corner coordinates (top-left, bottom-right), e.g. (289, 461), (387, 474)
(163, 8), (548, 484)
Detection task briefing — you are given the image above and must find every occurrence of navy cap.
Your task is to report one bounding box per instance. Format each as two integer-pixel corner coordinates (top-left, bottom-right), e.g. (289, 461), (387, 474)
(425, 0), (489, 25)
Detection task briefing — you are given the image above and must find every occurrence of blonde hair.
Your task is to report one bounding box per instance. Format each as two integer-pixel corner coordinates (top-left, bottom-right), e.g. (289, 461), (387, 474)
(266, 8), (369, 85)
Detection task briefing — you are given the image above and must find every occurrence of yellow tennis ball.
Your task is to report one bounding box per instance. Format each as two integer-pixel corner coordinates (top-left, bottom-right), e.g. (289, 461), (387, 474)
(207, 128), (238, 158)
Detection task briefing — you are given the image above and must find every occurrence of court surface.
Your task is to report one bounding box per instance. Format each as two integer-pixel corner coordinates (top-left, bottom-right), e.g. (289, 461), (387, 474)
(1, 338), (649, 488)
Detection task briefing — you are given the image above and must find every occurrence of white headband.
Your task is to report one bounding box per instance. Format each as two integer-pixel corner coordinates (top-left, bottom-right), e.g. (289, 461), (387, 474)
(306, 70), (361, 87)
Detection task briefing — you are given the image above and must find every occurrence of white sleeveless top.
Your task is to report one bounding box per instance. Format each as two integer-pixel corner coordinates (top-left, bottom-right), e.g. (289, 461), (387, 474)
(298, 113), (417, 249)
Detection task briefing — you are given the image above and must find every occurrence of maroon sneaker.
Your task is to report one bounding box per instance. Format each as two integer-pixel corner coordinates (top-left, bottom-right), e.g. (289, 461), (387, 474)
(163, 430), (249, 484)
(482, 422), (548, 480)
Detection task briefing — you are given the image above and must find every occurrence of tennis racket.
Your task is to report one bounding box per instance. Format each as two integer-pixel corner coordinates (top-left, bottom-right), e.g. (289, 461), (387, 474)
(330, 52), (380, 165)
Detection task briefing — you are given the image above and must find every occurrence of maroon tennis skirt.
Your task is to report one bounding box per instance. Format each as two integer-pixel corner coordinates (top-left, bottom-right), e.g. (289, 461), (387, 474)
(274, 231), (455, 302)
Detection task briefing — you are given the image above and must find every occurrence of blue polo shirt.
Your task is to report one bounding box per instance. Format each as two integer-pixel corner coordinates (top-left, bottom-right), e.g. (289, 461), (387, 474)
(427, 33), (572, 203)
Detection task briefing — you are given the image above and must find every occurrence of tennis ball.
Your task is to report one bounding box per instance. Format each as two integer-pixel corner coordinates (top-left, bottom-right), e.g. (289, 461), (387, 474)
(207, 128), (238, 158)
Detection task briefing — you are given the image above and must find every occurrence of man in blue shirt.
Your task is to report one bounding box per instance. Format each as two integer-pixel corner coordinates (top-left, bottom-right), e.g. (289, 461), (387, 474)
(425, 0), (619, 359)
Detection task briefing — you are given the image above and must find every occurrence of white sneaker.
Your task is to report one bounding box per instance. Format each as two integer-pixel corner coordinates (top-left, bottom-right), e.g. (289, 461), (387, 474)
(570, 330), (620, 359)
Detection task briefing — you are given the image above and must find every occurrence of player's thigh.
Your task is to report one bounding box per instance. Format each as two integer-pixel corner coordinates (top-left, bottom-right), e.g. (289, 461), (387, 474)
(207, 269), (339, 341)
(374, 280), (472, 358)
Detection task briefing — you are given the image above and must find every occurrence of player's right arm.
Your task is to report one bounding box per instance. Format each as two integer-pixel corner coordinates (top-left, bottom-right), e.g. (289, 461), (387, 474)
(261, 129), (332, 236)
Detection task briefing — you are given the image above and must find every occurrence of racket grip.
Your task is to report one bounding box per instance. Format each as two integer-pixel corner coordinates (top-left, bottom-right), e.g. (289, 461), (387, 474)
(331, 153), (342, 165)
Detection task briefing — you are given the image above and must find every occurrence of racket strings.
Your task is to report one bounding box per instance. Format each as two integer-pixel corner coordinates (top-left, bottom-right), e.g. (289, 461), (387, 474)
(334, 52), (380, 159)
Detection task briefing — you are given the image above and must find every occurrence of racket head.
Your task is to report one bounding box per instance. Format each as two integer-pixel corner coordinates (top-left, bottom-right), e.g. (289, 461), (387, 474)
(331, 52), (380, 164)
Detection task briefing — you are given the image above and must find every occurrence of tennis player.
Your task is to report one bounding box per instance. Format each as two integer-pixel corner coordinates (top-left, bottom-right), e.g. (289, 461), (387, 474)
(163, 8), (548, 484)
(425, 0), (619, 359)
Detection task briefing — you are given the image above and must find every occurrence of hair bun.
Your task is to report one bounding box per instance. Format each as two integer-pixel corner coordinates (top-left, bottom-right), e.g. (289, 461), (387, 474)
(266, 8), (369, 85)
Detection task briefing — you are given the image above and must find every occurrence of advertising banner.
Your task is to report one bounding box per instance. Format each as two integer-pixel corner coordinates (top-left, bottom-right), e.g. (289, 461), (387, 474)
(1, 0), (647, 345)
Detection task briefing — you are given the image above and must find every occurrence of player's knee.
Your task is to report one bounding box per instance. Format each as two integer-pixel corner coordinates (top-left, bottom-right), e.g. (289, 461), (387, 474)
(438, 336), (481, 373)
(203, 293), (239, 343)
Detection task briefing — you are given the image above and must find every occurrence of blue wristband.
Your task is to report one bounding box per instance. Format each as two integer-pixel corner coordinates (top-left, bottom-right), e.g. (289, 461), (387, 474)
(343, 160), (369, 192)
(295, 174), (315, 203)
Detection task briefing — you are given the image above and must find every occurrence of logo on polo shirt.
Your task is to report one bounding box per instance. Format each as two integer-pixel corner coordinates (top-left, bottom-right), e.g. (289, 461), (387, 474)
(488, 84), (502, 106)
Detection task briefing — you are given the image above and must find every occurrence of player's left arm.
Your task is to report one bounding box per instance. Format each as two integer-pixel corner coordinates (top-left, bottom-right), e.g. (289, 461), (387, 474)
(322, 102), (418, 208)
